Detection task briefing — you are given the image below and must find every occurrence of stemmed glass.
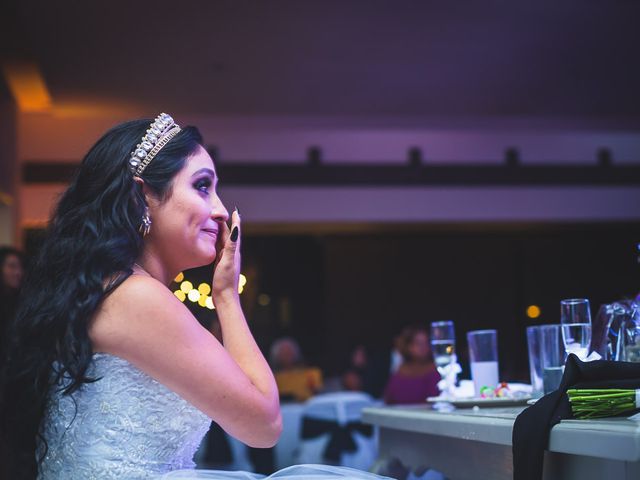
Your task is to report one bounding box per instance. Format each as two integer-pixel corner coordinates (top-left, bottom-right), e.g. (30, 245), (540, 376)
(431, 321), (456, 369)
(430, 321), (457, 401)
(560, 298), (592, 360)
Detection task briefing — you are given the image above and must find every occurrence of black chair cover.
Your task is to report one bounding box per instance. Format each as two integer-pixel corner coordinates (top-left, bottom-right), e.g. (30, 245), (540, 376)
(300, 416), (374, 463)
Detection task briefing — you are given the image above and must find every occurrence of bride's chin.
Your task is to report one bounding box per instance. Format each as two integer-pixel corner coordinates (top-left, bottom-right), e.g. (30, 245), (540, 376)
(183, 249), (216, 270)
(195, 241), (217, 261)
(203, 248), (217, 264)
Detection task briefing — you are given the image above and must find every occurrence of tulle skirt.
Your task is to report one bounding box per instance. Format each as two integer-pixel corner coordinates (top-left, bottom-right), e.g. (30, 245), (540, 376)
(160, 464), (393, 479)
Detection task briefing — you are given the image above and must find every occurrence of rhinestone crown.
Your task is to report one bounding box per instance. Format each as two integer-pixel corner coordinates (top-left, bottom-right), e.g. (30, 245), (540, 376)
(129, 113), (181, 176)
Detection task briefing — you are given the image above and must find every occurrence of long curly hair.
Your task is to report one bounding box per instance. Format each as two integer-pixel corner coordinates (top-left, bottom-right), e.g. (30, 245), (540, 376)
(0, 118), (204, 479)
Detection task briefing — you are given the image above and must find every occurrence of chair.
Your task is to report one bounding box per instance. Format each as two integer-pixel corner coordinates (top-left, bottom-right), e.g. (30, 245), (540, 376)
(225, 434), (253, 472)
(193, 425), (252, 472)
(274, 403), (305, 470)
(293, 392), (378, 470)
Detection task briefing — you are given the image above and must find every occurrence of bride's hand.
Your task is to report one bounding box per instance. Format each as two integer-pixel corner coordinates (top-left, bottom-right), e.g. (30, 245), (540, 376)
(212, 208), (241, 303)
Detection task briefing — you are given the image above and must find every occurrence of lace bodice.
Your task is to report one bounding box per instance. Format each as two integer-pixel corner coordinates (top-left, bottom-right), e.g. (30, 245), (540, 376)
(37, 354), (394, 480)
(38, 353), (211, 479)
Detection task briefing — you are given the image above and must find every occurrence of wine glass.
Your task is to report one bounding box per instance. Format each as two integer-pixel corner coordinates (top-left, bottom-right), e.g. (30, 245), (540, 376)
(560, 298), (592, 360)
(430, 320), (456, 368)
(430, 320), (457, 406)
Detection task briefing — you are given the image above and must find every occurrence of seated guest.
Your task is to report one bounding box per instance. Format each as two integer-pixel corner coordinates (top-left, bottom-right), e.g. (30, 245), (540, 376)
(270, 337), (323, 402)
(340, 344), (390, 397)
(389, 330), (405, 374)
(341, 369), (364, 392)
(0, 246), (25, 355)
(383, 325), (440, 405)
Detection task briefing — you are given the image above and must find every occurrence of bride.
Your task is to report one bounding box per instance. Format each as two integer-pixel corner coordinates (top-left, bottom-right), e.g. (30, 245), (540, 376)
(0, 114), (391, 480)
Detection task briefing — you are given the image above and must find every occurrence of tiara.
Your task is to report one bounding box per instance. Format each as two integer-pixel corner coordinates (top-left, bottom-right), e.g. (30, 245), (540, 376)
(129, 113), (181, 176)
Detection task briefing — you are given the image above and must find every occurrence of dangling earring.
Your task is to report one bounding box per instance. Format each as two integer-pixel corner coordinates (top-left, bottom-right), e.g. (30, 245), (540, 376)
(139, 206), (152, 237)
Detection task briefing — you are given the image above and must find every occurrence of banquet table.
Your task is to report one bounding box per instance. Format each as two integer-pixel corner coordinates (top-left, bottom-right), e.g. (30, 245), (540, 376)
(362, 404), (640, 480)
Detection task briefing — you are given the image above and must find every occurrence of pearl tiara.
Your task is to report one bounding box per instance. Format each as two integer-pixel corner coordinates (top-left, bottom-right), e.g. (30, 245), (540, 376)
(129, 113), (181, 176)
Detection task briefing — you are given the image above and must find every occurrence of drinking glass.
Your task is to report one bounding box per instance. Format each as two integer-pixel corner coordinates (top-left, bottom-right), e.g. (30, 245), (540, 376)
(560, 298), (592, 359)
(617, 304), (640, 362)
(467, 329), (498, 396)
(526, 325), (546, 398)
(540, 324), (565, 394)
(591, 302), (636, 360)
(430, 321), (456, 368)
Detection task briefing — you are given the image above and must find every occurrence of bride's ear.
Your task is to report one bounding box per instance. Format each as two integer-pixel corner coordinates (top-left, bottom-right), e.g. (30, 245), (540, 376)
(133, 176), (155, 207)
(133, 176), (146, 193)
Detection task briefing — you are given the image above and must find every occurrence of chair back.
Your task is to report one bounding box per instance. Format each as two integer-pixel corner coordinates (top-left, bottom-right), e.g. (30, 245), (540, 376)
(303, 392), (374, 425)
(295, 392), (378, 469)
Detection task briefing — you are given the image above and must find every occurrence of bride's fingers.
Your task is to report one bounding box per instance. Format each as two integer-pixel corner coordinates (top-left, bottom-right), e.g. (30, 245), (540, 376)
(229, 208), (241, 244)
(214, 219), (230, 262)
(219, 217), (231, 237)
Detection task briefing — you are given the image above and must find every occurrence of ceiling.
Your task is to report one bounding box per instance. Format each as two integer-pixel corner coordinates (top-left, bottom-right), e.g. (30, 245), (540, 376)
(2, 0), (640, 122)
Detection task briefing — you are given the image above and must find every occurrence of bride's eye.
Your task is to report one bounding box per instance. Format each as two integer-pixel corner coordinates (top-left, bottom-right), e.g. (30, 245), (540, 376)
(194, 178), (212, 194)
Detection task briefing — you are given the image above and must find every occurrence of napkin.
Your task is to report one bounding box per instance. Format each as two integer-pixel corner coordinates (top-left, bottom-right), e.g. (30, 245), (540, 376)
(512, 354), (640, 480)
(436, 361), (462, 397)
(579, 350), (602, 362)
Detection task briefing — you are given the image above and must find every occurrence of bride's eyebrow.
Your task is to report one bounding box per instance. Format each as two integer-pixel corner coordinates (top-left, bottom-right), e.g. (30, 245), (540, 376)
(191, 168), (216, 179)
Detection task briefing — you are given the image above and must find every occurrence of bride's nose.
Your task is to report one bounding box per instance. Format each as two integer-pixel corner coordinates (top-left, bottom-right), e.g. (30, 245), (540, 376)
(210, 195), (229, 223)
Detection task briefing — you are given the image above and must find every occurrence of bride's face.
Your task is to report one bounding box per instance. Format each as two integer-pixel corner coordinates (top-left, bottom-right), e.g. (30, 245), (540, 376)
(147, 145), (229, 270)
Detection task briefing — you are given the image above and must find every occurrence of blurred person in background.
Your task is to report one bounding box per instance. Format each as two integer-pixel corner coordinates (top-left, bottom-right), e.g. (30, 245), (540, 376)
(339, 344), (390, 398)
(383, 325), (440, 405)
(0, 246), (25, 352)
(270, 337), (323, 402)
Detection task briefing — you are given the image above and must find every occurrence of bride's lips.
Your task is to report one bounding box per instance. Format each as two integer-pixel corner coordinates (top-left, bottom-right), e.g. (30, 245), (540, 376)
(201, 228), (218, 239)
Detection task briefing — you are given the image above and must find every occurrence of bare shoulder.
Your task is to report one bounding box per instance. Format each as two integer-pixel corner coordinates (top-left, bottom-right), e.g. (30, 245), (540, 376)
(90, 273), (193, 354)
(88, 272), (230, 412)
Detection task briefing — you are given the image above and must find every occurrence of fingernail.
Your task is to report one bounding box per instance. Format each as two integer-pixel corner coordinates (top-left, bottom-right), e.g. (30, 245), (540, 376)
(230, 226), (239, 242)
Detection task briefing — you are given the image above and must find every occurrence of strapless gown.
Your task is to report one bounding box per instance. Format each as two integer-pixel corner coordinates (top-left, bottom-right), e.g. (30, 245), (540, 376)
(37, 353), (392, 480)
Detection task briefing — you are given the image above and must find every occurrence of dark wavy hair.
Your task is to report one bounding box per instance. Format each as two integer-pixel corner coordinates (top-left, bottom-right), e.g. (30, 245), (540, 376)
(0, 119), (204, 479)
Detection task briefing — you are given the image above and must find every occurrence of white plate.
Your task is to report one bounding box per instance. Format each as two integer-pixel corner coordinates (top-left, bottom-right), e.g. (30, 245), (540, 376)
(427, 395), (532, 408)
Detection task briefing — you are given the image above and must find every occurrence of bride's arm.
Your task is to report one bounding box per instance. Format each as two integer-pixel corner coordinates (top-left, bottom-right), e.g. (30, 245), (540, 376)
(90, 277), (282, 448)
(211, 210), (281, 429)
(89, 210), (281, 448)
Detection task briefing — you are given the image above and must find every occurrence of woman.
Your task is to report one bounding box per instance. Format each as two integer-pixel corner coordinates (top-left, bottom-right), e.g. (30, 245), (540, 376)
(270, 337), (323, 402)
(0, 246), (25, 347)
(0, 114), (390, 480)
(383, 326), (440, 405)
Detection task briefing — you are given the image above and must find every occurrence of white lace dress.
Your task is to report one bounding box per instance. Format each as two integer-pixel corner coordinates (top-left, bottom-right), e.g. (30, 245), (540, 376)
(37, 353), (392, 480)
